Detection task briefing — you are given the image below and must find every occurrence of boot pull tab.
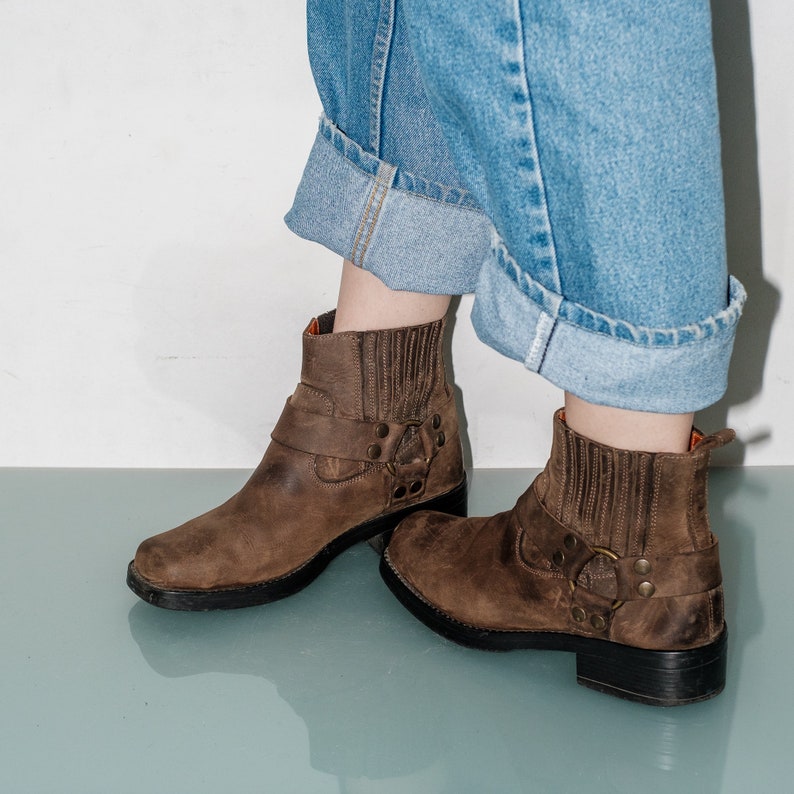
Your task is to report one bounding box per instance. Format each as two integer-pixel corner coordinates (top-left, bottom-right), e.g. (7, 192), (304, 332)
(691, 427), (736, 452)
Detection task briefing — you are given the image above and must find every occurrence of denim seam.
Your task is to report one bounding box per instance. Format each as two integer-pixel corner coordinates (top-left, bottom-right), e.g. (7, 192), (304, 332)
(525, 312), (556, 370)
(563, 282), (743, 347)
(546, 312), (741, 350)
(387, 185), (485, 213)
(351, 162), (396, 266)
(511, 0), (562, 295)
(494, 240), (746, 349)
(369, 0), (396, 155)
(318, 116), (481, 209)
(286, 126), (492, 293)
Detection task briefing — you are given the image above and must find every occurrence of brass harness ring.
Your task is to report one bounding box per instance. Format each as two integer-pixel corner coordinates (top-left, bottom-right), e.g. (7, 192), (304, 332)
(567, 545), (625, 611)
(385, 419), (428, 477)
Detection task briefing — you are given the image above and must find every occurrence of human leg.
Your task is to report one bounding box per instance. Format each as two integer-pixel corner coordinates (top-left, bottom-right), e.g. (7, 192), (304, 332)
(396, 0), (744, 411)
(334, 259), (450, 332)
(127, 0), (476, 610)
(286, 0), (492, 296)
(564, 394), (693, 454)
(127, 306), (466, 610)
(381, 0), (745, 704)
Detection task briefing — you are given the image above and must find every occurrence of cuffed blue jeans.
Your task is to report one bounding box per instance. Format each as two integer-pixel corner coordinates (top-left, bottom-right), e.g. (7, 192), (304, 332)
(285, 0), (746, 413)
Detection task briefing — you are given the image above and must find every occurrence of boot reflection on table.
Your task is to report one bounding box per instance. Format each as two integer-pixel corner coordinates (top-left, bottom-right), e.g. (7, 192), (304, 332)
(129, 539), (735, 793)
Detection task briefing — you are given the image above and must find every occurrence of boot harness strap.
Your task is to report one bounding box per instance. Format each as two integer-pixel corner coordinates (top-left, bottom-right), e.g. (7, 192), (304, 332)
(271, 391), (457, 466)
(519, 485), (722, 606)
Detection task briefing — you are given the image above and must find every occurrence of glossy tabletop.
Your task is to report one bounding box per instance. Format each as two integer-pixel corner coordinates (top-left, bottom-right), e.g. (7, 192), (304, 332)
(0, 467), (789, 793)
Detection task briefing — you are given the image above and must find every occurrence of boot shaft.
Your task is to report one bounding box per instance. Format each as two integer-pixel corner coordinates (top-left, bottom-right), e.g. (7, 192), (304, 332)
(299, 310), (448, 423)
(535, 410), (734, 559)
(277, 310), (463, 490)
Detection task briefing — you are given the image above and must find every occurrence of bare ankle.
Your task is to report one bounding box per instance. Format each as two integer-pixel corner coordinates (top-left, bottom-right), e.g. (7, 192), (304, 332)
(333, 259), (451, 332)
(563, 393), (694, 453)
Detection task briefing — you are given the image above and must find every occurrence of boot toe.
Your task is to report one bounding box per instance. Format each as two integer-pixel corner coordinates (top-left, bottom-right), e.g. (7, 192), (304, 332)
(386, 510), (489, 615)
(132, 534), (189, 589)
(387, 511), (459, 576)
(132, 524), (225, 591)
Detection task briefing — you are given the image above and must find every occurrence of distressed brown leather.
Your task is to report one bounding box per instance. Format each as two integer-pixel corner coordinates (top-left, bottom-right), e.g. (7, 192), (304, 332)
(385, 409), (731, 651)
(131, 311), (464, 593)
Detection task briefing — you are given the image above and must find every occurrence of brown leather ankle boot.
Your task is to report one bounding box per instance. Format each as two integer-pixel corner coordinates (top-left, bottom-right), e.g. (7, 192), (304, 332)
(381, 409), (731, 706)
(127, 310), (466, 610)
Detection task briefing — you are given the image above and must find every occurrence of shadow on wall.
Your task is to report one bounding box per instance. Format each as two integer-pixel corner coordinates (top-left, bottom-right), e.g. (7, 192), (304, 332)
(700, 0), (781, 464)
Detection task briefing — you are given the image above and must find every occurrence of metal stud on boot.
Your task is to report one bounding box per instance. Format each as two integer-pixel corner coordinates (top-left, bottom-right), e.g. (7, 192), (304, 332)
(381, 409), (731, 706)
(127, 310), (467, 610)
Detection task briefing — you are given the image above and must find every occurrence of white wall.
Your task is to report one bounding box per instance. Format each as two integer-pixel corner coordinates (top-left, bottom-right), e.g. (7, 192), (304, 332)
(1, 1), (790, 468)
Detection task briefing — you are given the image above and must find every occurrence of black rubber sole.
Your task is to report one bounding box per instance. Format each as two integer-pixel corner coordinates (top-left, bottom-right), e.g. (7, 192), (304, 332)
(126, 476), (467, 611)
(380, 552), (727, 707)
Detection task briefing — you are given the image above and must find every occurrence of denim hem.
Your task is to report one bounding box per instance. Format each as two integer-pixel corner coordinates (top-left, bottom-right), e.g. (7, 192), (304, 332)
(471, 240), (747, 413)
(284, 117), (492, 295)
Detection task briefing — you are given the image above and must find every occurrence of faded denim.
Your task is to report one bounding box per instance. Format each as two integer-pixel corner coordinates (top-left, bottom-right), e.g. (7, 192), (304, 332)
(285, 0), (746, 413)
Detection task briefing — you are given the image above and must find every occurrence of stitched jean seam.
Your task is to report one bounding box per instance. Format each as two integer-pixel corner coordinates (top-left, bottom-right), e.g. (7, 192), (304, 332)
(508, 0), (562, 294)
(319, 116), (482, 209)
(351, 162), (396, 265)
(492, 239), (746, 349)
(369, 0), (396, 155)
